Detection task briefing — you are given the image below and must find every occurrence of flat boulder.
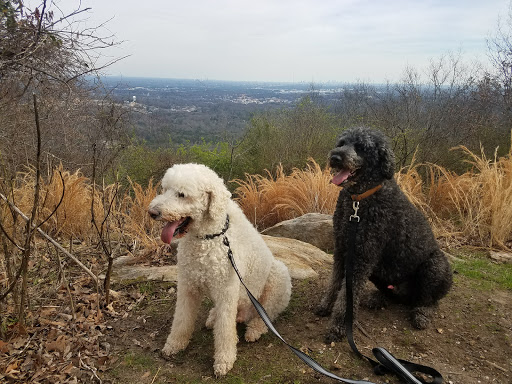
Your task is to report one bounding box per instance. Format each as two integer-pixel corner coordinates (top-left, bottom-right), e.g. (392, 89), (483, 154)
(263, 235), (332, 279)
(108, 255), (177, 283)
(489, 251), (512, 264)
(262, 213), (334, 253)
(109, 236), (332, 283)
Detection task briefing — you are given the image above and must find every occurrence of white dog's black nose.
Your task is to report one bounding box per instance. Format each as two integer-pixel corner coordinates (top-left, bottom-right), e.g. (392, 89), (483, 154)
(148, 208), (161, 220)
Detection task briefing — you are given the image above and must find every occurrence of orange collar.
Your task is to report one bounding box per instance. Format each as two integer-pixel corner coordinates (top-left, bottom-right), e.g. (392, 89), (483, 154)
(351, 184), (382, 201)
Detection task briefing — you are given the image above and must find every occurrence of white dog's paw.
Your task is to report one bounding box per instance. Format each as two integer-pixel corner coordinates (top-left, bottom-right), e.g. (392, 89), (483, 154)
(161, 339), (188, 356)
(213, 360), (235, 377)
(245, 318), (267, 342)
(244, 328), (262, 342)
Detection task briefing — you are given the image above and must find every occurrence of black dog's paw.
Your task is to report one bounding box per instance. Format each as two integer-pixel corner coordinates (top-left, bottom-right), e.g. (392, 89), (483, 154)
(314, 303), (332, 317)
(362, 290), (389, 310)
(324, 325), (346, 344)
(411, 307), (433, 330)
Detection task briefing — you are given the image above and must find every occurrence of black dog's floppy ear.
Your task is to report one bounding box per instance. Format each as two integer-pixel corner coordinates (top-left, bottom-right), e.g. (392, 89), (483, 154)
(379, 145), (395, 179)
(206, 186), (231, 220)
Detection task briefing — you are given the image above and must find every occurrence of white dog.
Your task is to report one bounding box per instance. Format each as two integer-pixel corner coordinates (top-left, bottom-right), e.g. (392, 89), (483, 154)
(148, 163), (292, 376)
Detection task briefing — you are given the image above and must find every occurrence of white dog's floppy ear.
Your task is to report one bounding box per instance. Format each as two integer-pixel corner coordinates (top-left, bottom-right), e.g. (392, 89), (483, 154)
(206, 184), (231, 220)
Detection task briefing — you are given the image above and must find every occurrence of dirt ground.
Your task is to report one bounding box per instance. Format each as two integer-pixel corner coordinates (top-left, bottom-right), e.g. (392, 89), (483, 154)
(98, 262), (512, 384)
(1, 252), (511, 384)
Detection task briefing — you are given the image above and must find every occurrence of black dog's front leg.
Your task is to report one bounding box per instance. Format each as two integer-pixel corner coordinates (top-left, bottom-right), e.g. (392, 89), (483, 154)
(315, 254), (345, 317)
(324, 278), (348, 343)
(324, 262), (372, 344)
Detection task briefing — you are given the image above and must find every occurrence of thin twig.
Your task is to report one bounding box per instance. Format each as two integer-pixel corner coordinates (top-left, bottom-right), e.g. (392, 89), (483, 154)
(0, 219), (24, 251)
(36, 170), (65, 229)
(150, 366), (162, 384)
(5, 331), (38, 367)
(79, 351), (102, 383)
(54, 244), (76, 325)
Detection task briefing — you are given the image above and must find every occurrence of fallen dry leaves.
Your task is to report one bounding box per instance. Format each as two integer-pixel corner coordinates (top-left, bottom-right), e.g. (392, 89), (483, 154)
(0, 274), (137, 383)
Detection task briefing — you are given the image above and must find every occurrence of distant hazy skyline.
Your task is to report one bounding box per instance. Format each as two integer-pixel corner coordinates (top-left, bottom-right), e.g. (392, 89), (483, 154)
(55, 0), (511, 83)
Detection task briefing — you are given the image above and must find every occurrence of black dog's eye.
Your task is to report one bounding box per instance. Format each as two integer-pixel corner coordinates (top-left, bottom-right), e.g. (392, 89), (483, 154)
(337, 140), (345, 147)
(177, 192), (185, 198)
(354, 143), (364, 152)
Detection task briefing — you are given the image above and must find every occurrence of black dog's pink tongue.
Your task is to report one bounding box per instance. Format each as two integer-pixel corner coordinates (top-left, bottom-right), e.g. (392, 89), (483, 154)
(331, 170), (351, 186)
(161, 220), (181, 244)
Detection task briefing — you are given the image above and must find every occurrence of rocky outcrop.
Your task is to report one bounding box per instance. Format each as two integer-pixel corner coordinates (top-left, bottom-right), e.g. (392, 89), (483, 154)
(110, 234), (332, 284)
(490, 251), (512, 264)
(262, 213), (334, 252)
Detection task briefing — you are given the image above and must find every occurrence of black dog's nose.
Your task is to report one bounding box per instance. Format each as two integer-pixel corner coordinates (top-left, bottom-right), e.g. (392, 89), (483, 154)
(148, 208), (161, 220)
(330, 154), (342, 163)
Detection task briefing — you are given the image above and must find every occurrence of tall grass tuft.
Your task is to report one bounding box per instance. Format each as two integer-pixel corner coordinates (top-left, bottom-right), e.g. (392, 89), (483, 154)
(2, 165), (103, 240)
(2, 143), (511, 254)
(234, 147), (512, 251)
(437, 145), (512, 249)
(233, 159), (339, 229)
(120, 177), (161, 250)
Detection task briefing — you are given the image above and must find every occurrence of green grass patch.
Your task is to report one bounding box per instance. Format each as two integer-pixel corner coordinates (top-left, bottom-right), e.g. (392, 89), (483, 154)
(450, 248), (512, 290)
(123, 351), (158, 369)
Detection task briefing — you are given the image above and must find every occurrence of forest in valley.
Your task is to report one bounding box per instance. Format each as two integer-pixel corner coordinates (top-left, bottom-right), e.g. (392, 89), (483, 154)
(1, 0), (512, 383)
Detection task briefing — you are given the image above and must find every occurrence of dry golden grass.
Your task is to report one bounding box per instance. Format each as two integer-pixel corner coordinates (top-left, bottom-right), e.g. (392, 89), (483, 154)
(120, 177), (160, 249)
(233, 159), (339, 230)
(234, 148), (512, 251)
(0, 167), (161, 253)
(393, 145), (512, 250)
(439, 145), (512, 249)
(2, 143), (511, 253)
(1, 165), (103, 240)
(394, 161), (460, 242)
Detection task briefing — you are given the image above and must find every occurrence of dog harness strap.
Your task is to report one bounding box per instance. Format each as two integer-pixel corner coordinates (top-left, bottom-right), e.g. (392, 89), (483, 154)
(351, 184), (383, 202)
(345, 214), (444, 384)
(222, 235), (376, 384)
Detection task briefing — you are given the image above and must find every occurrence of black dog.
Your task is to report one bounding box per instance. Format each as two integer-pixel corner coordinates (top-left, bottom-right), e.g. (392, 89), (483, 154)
(316, 127), (452, 343)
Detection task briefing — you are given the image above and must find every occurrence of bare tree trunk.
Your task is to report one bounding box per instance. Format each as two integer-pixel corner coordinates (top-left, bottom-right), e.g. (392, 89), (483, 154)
(18, 94), (43, 326)
(90, 144), (117, 307)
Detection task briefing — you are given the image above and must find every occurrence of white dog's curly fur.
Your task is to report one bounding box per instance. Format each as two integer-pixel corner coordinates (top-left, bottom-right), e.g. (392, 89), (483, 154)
(148, 163), (292, 377)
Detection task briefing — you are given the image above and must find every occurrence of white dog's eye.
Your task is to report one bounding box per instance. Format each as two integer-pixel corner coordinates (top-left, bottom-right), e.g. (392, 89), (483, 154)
(177, 192), (185, 198)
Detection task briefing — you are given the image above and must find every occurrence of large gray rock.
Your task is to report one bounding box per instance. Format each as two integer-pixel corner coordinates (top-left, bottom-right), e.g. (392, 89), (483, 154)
(262, 213), (334, 253)
(263, 235), (332, 279)
(109, 235), (332, 283)
(490, 251), (512, 264)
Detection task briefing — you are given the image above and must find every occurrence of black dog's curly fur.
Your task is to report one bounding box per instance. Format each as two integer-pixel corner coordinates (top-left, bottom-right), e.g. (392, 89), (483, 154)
(316, 127), (453, 343)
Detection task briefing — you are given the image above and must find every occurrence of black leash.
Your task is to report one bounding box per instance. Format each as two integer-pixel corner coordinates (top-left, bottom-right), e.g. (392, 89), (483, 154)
(210, 215), (374, 382)
(223, 233), (376, 384)
(345, 200), (444, 384)
(217, 209), (443, 383)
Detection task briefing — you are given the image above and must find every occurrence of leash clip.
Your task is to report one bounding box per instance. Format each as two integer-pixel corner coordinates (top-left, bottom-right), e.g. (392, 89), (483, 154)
(350, 201), (360, 222)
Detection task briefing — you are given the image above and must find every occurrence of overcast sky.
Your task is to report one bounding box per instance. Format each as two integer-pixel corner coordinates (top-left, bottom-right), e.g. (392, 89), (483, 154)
(63, 0), (511, 83)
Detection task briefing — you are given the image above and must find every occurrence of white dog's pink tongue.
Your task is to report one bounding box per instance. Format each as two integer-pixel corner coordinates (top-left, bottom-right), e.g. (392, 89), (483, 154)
(331, 170), (351, 186)
(161, 220), (181, 244)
